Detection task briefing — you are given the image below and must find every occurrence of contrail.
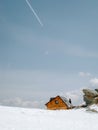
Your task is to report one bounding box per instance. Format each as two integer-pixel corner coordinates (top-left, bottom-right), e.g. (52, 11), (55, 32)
(25, 0), (43, 27)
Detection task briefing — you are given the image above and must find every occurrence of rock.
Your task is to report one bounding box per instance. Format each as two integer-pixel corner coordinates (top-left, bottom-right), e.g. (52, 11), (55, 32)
(83, 89), (98, 97)
(83, 89), (98, 106)
(95, 89), (98, 93)
(83, 95), (94, 105)
(94, 97), (98, 104)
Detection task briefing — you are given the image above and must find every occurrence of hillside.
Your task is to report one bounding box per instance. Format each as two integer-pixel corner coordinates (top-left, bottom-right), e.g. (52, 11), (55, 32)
(0, 105), (98, 130)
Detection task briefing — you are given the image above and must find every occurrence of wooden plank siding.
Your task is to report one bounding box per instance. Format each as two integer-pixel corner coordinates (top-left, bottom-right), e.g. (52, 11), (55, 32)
(45, 96), (68, 110)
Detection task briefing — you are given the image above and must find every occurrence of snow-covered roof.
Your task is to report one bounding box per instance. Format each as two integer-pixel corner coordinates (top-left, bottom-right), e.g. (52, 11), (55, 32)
(60, 96), (72, 108)
(45, 95), (72, 108)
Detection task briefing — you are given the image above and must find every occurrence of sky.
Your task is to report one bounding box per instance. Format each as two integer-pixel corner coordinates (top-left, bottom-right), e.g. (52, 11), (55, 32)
(0, 0), (98, 108)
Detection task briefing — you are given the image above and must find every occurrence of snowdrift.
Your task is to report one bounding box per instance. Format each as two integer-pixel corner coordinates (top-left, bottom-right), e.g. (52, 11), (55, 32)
(0, 105), (98, 130)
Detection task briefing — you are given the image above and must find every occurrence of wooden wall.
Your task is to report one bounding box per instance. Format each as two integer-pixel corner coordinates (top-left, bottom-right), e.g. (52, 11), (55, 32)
(46, 96), (68, 110)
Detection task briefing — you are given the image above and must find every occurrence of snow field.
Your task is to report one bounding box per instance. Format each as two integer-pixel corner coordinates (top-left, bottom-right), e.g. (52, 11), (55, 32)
(0, 105), (98, 130)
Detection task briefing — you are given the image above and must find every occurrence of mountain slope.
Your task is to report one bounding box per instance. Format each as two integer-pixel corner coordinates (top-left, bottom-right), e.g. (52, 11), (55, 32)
(0, 105), (98, 130)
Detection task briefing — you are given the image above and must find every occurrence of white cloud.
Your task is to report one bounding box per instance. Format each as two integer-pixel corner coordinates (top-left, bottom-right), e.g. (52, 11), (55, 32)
(58, 89), (84, 106)
(0, 97), (44, 108)
(0, 89), (84, 108)
(79, 72), (91, 77)
(90, 78), (98, 87)
(0, 69), (88, 107)
(1, 69), (97, 108)
(79, 72), (98, 89)
(67, 90), (83, 105)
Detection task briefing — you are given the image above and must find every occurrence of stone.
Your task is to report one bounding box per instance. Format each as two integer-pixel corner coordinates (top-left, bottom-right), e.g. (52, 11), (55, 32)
(95, 89), (98, 93)
(94, 97), (98, 104)
(83, 89), (98, 97)
(83, 89), (98, 106)
(83, 95), (94, 105)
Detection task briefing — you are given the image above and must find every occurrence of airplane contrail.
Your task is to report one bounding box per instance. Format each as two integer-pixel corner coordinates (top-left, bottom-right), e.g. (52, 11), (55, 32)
(25, 0), (43, 27)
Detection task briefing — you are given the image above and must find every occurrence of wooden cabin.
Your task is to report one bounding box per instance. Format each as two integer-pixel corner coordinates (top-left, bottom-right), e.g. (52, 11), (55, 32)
(45, 95), (72, 110)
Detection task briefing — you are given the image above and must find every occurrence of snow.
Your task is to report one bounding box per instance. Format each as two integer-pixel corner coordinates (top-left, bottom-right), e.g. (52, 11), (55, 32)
(89, 104), (98, 112)
(0, 105), (98, 130)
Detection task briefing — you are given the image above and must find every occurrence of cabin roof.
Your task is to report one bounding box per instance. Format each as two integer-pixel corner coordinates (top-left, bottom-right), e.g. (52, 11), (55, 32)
(60, 96), (72, 108)
(45, 95), (72, 108)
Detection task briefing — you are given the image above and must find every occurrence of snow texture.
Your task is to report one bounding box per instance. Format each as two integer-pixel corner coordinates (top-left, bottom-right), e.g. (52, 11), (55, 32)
(0, 105), (98, 130)
(60, 96), (72, 107)
(88, 104), (98, 112)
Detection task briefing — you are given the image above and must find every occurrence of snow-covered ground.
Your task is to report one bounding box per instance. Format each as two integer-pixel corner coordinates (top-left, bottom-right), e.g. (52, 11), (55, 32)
(89, 104), (98, 112)
(0, 105), (98, 130)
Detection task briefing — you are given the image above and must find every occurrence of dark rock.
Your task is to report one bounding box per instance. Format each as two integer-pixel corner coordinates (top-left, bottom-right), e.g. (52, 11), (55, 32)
(95, 89), (98, 93)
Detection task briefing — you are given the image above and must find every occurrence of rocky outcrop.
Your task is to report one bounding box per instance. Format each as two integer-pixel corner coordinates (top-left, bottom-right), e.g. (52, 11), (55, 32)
(95, 89), (98, 93)
(83, 89), (98, 105)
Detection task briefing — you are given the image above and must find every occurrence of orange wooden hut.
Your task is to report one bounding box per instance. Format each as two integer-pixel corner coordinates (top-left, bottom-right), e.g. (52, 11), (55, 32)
(45, 95), (72, 110)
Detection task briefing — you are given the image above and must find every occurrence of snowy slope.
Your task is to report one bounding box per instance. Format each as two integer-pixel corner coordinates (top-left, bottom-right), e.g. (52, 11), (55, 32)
(0, 105), (98, 130)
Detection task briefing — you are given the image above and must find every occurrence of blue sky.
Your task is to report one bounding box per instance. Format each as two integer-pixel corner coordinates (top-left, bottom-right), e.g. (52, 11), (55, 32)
(0, 0), (98, 108)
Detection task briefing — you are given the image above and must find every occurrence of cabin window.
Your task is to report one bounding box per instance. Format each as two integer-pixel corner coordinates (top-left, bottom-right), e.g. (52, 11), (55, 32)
(55, 100), (59, 104)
